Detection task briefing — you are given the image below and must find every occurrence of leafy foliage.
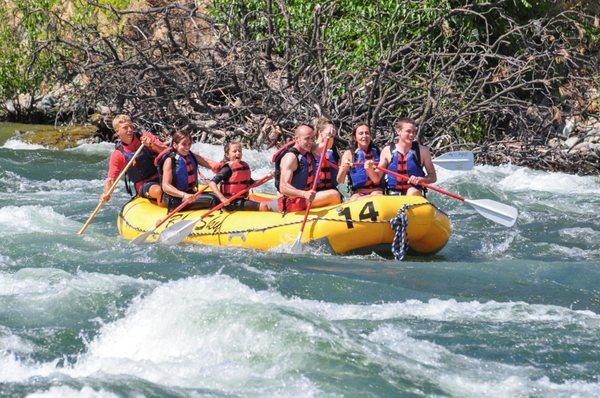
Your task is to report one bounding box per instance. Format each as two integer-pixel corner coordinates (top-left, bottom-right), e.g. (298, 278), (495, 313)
(0, 0), (131, 121)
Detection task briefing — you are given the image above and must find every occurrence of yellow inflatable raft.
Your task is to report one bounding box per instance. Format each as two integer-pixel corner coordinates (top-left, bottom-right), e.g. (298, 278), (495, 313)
(118, 194), (451, 256)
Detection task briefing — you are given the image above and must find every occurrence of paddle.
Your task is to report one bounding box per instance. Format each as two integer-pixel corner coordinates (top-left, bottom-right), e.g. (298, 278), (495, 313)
(291, 137), (332, 252)
(159, 174), (273, 245)
(430, 150), (474, 171)
(77, 144), (144, 235)
(377, 166), (518, 227)
(131, 167), (216, 244)
(130, 184), (211, 244)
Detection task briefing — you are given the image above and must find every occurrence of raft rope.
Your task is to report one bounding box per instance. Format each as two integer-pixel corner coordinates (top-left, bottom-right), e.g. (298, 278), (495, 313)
(390, 205), (410, 261)
(119, 203), (431, 244)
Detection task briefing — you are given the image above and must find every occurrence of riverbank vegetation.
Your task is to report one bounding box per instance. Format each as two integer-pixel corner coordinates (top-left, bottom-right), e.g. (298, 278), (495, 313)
(0, 0), (598, 173)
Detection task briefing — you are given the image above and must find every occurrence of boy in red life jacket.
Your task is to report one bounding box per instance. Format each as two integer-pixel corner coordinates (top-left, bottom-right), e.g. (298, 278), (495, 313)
(372, 117), (437, 196)
(100, 114), (167, 206)
(156, 130), (221, 211)
(208, 141), (271, 211)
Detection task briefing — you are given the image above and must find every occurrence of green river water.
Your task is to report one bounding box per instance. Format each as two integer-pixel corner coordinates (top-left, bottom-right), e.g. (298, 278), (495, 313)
(0, 123), (598, 397)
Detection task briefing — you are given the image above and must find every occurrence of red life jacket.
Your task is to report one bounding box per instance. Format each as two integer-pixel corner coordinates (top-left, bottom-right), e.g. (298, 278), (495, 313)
(220, 160), (252, 198)
(277, 196), (308, 213)
(315, 149), (339, 191)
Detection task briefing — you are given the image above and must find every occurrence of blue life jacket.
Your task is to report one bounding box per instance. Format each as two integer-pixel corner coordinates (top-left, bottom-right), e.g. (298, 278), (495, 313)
(273, 146), (315, 192)
(386, 141), (425, 193)
(348, 145), (380, 192)
(156, 150), (199, 193)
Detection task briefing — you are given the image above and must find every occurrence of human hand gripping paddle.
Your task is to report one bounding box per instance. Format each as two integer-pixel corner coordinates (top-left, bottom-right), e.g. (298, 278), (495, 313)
(377, 166), (518, 227)
(130, 185), (211, 244)
(291, 136), (331, 252)
(130, 169), (213, 244)
(348, 150), (474, 172)
(159, 174), (273, 245)
(77, 144), (145, 235)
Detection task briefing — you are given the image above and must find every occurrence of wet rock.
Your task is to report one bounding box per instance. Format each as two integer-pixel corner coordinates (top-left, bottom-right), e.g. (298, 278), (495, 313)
(548, 137), (561, 148)
(14, 125), (98, 150)
(561, 117), (576, 136)
(571, 142), (590, 155)
(563, 136), (580, 149)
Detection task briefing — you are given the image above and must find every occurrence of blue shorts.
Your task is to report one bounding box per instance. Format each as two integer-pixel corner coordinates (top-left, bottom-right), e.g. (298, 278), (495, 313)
(139, 180), (160, 198)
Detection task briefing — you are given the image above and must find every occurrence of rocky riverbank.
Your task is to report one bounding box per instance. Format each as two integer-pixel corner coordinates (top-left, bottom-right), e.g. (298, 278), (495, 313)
(0, 123), (98, 149)
(4, 116), (598, 176)
(476, 118), (600, 175)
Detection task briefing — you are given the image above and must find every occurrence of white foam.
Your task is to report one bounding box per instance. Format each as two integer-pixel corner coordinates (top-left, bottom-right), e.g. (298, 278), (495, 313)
(0, 171), (105, 195)
(0, 327), (36, 354)
(0, 205), (78, 234)
(2, 275), (597, 395)
(367, 324), (600, 398)
(0, 351), (58, 383)
(70, 275), (322, 396)
(539, 243), (599, 260)
(2, 139), (48, 150)
(66, 142), (114, 155)
(27, 386), (119, 398)
(475, 230), (519, 258)
(0, 254), (15, 268)
(0, 268), (156, 299)
(559, 227), (600, 245)
(495, 166), (600, 195)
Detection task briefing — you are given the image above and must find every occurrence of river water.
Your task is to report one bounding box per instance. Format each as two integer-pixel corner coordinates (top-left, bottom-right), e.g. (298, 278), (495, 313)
(0, 130), (598, 397)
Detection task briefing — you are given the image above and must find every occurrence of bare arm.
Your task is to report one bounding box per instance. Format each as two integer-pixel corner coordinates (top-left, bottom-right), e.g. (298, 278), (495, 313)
(414, 145), (437, 184)
(278, 152), (314, 201)
(336, 150), (352, 184)
(373, 146), (392, 184)
(161, 158), (193, 200)
(191, 152), (219, 171)
(208, 180), (227, 203)
(140, 132), (167, 153)
(100, 178), (116, 202)
(100, 151), (125, 202)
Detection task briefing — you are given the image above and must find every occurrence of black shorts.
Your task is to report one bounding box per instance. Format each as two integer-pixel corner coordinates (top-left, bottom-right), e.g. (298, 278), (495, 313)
(225, 198), (261, 211)
(164, 192), (219, 211)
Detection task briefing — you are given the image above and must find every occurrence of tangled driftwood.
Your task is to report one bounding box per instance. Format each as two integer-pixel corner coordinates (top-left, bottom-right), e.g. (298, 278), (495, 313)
(43, 1), (599, 173)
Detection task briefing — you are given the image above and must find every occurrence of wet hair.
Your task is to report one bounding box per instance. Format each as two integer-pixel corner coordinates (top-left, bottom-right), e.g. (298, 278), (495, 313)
(171, 130), (193, 146)
(112, 114), (132, 131)
(314, 116), (334, 134)
(223, 140), (242, 162)
(394, 117), (417, 131)
(351, 122), (371, 152)
(312, 117), (340, 162)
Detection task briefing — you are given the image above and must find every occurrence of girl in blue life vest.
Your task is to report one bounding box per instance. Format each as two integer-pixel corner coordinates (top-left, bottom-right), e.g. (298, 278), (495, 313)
(156, 130), (220, 211)
(208, 141), (271, 211)
(336, 123), (383, 201)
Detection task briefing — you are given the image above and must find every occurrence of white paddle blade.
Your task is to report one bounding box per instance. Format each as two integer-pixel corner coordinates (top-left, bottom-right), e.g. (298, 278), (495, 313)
(130, 230), (153, 245)
(291, 233), (304, 253)
(433, 151), (474, 171)
(159, 219), (198, 245)
(465, 198), (518, 227)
